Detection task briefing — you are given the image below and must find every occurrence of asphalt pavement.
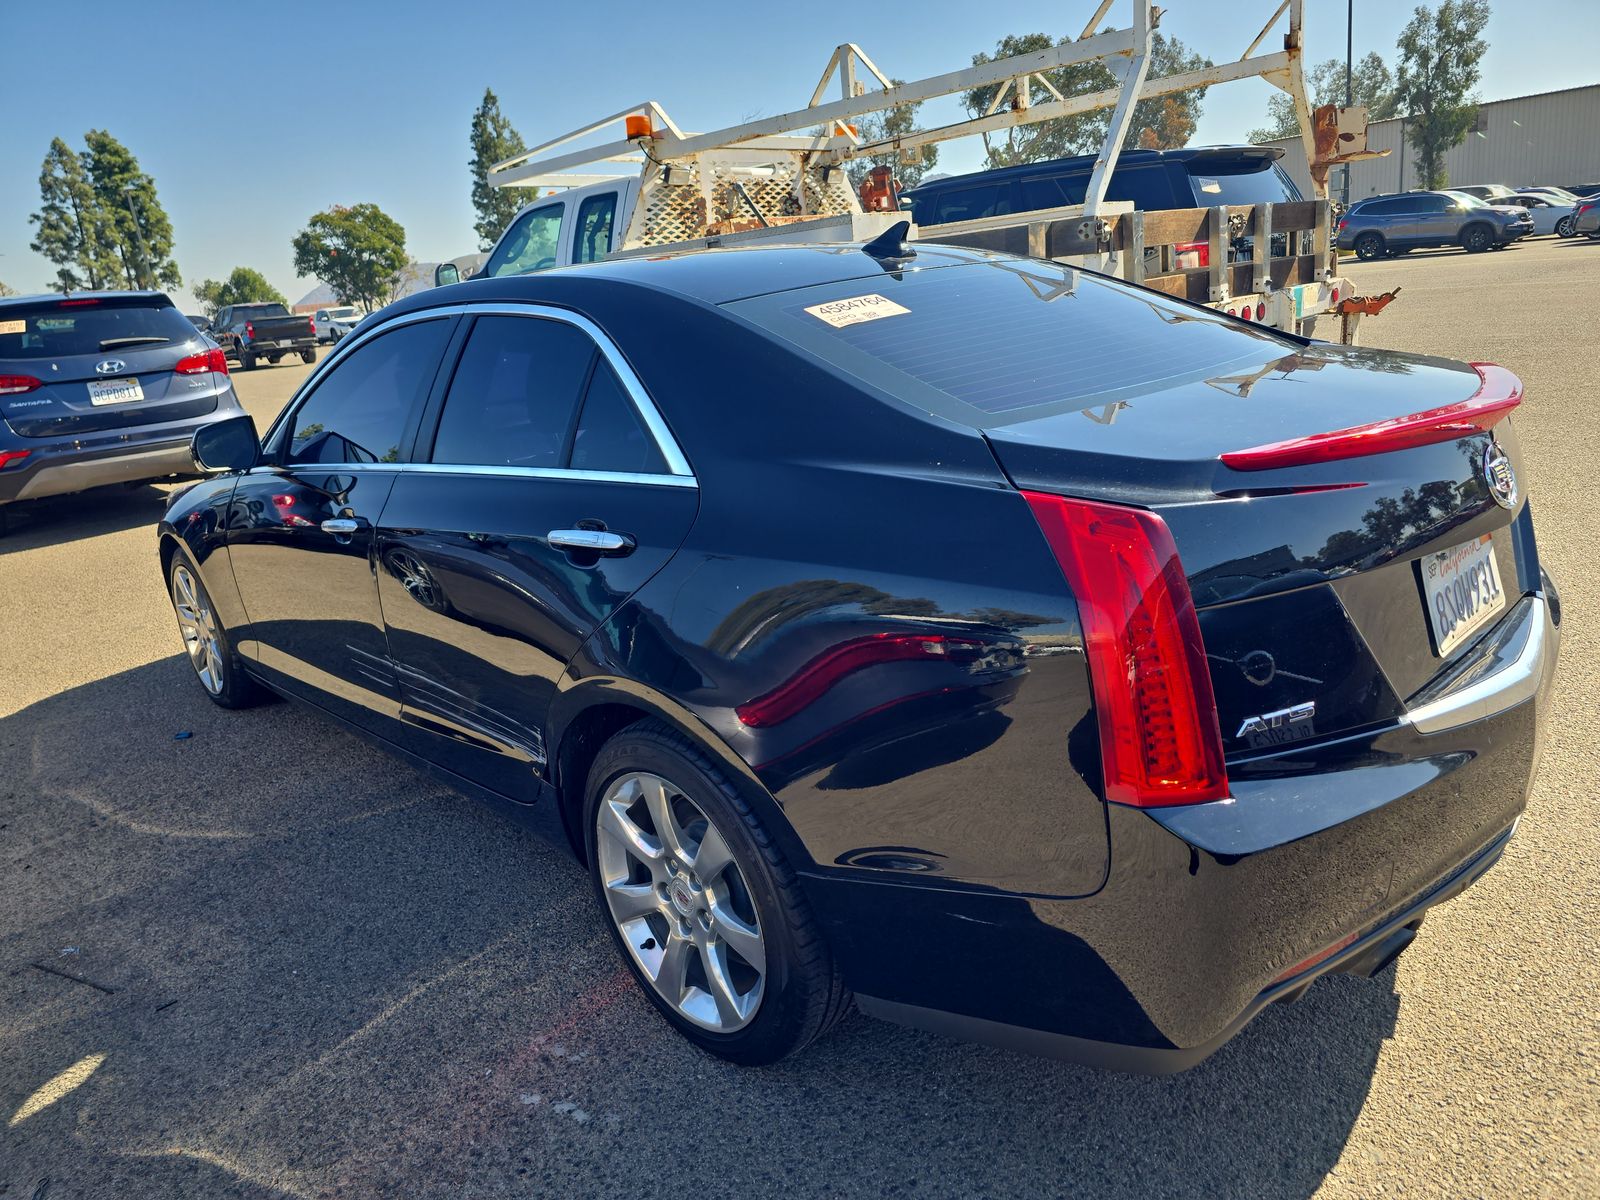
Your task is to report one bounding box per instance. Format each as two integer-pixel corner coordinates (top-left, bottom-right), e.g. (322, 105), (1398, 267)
(3, 239), (1597, 1199)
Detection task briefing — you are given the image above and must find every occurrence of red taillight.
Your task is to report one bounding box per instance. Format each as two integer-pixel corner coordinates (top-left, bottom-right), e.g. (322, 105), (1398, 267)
(309, 317), (316, 337)
(1022, 491), (1229, 808)
(0, 449), (31, 470)
(736, 633), (982, 728)
(245, 321), (254, 340)
(174, 347), (230, 376)
(0, 374), (42, 396)
(1270, 932), (1358, 985)
(1174, 240), (1209, 269)
(58, 298), (100, 307)
(1255, 301), (1266, 321)
(1221, 362), (1522, 471)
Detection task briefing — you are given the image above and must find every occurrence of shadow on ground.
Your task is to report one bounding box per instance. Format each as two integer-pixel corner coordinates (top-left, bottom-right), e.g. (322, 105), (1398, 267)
(0, 483), (180, 556)
(2, 657), (1397, 1199)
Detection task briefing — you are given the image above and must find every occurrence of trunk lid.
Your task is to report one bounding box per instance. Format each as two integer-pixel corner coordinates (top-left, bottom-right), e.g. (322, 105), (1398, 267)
(0, 294), (223, 437)
(984, 343), (1536, 757)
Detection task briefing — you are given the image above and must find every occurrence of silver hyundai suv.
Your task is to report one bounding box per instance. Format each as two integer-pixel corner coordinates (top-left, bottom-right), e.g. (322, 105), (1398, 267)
(1337, 190), (1534, 259)
(0, 291), (248, 536)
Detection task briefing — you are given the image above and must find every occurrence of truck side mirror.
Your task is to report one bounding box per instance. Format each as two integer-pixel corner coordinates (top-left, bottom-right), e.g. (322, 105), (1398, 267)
(434, 263), (461, 288)
(192, 414), (260, 473)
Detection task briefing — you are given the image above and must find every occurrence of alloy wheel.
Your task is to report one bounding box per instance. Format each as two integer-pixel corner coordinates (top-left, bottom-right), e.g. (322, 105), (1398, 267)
(595, 771), (766, 1032)
(171, 563), (225, 695)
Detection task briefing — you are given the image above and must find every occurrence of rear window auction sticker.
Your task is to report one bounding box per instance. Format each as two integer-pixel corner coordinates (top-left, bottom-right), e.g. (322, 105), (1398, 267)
(803, 294), (910, 328)
(0, 320), (25, 335)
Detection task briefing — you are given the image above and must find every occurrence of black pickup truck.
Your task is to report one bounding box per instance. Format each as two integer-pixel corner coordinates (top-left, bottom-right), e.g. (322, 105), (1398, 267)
(213, 303), (317, 370)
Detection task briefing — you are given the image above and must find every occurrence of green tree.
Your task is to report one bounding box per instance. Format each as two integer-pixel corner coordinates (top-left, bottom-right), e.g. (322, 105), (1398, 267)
(193, 267), (287, 318)
(28, 137), (114, 292)
(844, 78), (940, 191)
(0, 279), (16, 298)
(962, 31), (1211, 168)
(469, 88), (529, 250)
(81, 130), (181, 289)
(292, 203), (409, 314)
(1247, 53), (1398, 143)
(1394, 1), (1492, 188)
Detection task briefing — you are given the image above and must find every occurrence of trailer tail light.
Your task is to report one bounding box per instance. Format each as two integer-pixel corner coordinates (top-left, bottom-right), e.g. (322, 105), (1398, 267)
(1023, 491), (1229, 808)
(0, 449), (31, 470)
(1222, 362), (1522, 471)
(174, 347), (230, 375)
(0, 374), (42, 395)
(1174, 241), (1209, 269)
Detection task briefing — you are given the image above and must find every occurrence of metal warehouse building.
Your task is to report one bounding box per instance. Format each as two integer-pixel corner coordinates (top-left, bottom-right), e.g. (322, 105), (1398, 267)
(1266, 83), (1600, 199)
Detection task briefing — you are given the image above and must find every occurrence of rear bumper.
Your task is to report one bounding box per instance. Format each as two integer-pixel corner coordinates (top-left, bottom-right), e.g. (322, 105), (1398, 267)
(0, 434), (197, 504)
(814, 586), (1560, 1071)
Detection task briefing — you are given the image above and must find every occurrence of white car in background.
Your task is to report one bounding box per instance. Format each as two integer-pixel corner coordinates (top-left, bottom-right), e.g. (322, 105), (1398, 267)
(1503, 193), (1579, 237)
(313, 305), (364, 343)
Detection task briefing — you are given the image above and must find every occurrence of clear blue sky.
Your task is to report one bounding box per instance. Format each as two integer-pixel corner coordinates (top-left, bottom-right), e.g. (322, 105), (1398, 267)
(2, 0), (1591, 309)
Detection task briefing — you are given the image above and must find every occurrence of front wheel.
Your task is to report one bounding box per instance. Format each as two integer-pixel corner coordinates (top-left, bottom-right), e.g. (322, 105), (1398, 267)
(585, 721), (850, 1065)
(168, 550), (266, 709)
(1556, 216), (1576, 238)
(1462, 224), (1494, 253)
(301, 347), (317, 364)
(1354, 232), (1385, 261)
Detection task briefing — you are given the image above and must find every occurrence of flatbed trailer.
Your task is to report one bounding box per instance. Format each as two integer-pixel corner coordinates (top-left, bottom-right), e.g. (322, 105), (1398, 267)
(485, 0), (1393, 341)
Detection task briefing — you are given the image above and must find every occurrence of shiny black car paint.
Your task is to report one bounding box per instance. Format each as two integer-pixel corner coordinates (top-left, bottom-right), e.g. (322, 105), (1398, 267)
(159, 244), (1558, 1070)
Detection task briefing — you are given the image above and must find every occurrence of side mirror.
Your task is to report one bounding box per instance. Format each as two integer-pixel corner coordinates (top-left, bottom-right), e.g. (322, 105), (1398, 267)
(433, 262), (461, 288)
(192, 414), (260, 473)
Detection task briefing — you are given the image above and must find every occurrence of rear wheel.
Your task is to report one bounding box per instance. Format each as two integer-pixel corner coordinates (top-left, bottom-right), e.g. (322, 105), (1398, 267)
(1354, 232), (1385, 261)
(239, 349), (257, 370)
(1462, 224), (1494, 253)
(1556, 215), (1576, 238)
(585, 721), (850, 1065)
(168, 550), (266, 709)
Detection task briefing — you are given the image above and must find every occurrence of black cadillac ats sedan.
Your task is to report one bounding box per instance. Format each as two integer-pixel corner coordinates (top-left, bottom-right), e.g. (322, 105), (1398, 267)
(157, 240), (1560, 1070)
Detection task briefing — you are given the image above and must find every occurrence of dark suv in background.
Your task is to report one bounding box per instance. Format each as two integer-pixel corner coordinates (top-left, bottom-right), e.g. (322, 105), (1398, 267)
(901, 145), (1301, 226)
(1338, 190), (1533, 259)
(0, 291), (246, 536)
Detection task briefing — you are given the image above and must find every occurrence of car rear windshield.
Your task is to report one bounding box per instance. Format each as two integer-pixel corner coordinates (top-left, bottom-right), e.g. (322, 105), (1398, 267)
(0, 295), (200, 361)
(1184, 161), (1301, 207)
(725, 258), (1292, 427)
(238, 303), (291, 317)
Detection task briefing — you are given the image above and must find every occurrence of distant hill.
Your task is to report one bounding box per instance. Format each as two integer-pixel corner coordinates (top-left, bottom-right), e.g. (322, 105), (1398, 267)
(294, 255), (487, 311)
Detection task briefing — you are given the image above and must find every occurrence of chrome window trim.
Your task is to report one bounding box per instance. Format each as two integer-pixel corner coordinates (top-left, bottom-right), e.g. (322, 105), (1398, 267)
(263, 301), (695, 482)
(250, 461), (695, 488)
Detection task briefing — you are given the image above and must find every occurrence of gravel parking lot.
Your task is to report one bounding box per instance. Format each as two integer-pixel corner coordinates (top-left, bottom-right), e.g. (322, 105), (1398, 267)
(3, 237), (1596, 1200)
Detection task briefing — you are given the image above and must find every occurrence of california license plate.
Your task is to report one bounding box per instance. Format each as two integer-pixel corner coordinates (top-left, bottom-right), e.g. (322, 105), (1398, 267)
(87, 377), (144, 405)
(1422, 534), (1506, 656)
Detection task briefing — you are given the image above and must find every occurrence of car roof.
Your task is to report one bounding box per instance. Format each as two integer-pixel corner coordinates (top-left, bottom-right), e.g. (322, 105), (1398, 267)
(392, 240), (1018, 311)
(0, 289), (172, 308)
(902, 145), (1284, 196)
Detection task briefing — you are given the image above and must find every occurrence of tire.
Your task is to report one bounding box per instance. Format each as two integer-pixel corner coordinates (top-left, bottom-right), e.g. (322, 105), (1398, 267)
(1556, 216), (1576, 238)
(239, 349), (257, 371)
(0, 506), (8, 539)
(1354, 232), (1385, 261)
(301, 347), (317, 365)
(167, 547), (267, 709)
(584, 720), (850, 1065)
(1462, 224), (1494, 253)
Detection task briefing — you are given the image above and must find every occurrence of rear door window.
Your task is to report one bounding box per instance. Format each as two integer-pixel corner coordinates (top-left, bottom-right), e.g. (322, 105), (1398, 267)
(928, 183), (1010, 224)
(0, 297), (199, 360)
(429, 315), (596, 469)
(285, 318), (453, 465)
(1107, 165), (1181, 209)
(572, 192), (618, 264)
(569, 361), (668, 475)
(1019, 174), (1086, 211)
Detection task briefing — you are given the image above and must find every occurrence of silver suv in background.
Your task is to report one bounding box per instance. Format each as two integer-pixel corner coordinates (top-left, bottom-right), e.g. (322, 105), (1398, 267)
(0, 291), (246, 537)
(1337, 190), (1533, 259)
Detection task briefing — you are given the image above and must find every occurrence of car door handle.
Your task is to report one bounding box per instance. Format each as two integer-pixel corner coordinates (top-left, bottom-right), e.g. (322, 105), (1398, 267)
(547, 528), (635, 555)
(320, 517), (364, 536)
